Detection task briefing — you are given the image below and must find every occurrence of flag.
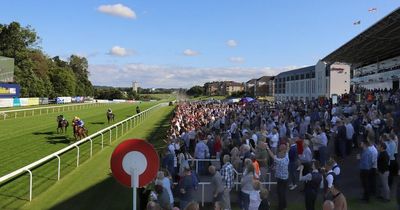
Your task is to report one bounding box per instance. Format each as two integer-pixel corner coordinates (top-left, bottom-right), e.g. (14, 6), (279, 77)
(353, 20), (361, 25)
(368, 8), (377, 12)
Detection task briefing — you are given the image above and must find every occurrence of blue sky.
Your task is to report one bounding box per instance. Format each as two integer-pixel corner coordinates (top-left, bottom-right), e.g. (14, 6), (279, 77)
(0, 0), (398, 88)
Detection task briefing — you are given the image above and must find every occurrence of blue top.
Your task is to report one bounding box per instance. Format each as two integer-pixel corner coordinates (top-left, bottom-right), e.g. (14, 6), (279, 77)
(359, 148), (373, 170)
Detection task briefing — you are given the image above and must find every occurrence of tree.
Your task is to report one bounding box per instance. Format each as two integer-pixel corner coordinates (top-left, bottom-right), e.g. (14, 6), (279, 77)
(186, 86), (204, 97)
(0, 22), (95, 97)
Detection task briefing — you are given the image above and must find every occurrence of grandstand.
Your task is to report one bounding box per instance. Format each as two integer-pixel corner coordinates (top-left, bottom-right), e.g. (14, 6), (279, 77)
(323, 7), (400, 91)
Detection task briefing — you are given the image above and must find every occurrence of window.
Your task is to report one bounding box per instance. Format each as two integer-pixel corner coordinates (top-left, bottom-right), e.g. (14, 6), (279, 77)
(295, 75), (299, 80)
(301, 74), (305, 79)
(291, 76), (294, 81)
(311, 72), (315, 78)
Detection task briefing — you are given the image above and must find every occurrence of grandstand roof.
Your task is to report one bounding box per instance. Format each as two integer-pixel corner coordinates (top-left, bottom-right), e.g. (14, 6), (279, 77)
(323, 7), (400, 68)
(276, 66), (315, 77)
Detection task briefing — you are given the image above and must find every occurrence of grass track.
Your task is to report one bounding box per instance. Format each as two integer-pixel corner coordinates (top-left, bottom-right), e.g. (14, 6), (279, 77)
(9, 105), (174, 210)
(0, 102), (157, 176)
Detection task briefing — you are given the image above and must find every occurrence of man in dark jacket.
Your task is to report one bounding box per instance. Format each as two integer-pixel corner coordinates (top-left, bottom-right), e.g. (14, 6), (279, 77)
(377, 142), (390, 201)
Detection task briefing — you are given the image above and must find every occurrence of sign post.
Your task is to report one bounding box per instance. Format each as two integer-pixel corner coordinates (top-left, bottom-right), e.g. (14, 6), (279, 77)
(110, 139), (159, 210)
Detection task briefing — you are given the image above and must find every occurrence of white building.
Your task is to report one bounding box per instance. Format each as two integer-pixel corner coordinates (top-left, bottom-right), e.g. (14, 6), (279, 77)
(274, 63), (350, 102)
(132, 81), (139, 93)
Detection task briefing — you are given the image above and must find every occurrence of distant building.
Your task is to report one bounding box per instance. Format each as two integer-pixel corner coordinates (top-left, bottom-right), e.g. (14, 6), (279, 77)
(274, 63), (350, 102)
(132, 81), (139, 93)
(204, 81), (244, 96)
(245, 79), (257, 96)
(255, 76), (275, 98)
(222, 81), (244, 95)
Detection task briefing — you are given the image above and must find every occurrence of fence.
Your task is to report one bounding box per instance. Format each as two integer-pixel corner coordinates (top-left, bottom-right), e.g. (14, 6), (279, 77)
(0, 102), (167, 201)
(0, 102), (106, 120)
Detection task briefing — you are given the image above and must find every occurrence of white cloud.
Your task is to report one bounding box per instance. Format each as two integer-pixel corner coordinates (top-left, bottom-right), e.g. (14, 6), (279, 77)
(97, 4), (136, 19)
(89, 63), (290, 88)
(229, 56), (245, 63)
(183, 49), (199, 56)
(109, 46), (133, 57)
(226, 39), (238, 47)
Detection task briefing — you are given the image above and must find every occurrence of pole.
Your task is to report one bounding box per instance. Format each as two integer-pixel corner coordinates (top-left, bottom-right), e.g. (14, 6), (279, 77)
(131, 168), (138, 210)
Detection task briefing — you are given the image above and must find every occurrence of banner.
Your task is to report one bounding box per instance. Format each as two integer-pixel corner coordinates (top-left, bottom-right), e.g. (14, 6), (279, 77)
(13, 97), (21, 107)
(28, 98), (39, 106)
(56, 97), (72, 104)
(0, 84), (20, 98)
(0, 98), (13, 108)
(72, 96), (84, 103)
(19, 98), (29, 106)
(39, 98), (49, 105)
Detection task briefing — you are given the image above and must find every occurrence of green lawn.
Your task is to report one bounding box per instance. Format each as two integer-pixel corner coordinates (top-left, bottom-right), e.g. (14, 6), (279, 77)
(11, 105), (174, 210)
(0, 102), (157, 177)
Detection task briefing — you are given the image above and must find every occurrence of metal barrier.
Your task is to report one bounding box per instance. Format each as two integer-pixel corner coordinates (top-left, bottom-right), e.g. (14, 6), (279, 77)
(0, 102), (167, 201)
(189, 158), (273, 191)
(0, 103), (107, 120)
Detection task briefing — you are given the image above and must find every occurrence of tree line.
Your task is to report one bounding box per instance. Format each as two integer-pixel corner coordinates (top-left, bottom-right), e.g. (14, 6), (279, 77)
(0, 22), (93, 97)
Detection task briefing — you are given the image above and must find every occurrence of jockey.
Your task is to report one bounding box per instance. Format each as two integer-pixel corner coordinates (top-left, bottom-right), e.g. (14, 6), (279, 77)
(107, 108), (112, 114)
(74, 116), (85, 128)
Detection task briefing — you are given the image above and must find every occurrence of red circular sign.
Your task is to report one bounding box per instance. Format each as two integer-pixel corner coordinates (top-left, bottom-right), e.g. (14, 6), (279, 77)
(110, 139), (159, 188)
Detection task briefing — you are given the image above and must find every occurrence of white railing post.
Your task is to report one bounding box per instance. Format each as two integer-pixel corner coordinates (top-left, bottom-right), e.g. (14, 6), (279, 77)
(25, 169), (33, 201)
(195, 160), (199, 174)
(55, 155), (61, 180)
(15, 112), (17, 119)
(74, 145), (80, 167)
(89, 138), (93, 157)
(116, 126), (118, 139)
(109, 129), (112, 144)
(101, 133), (104, 149)
(122, 122), (124, 134)
(24, 111), (26, 117)
(201, 184), (205, 207)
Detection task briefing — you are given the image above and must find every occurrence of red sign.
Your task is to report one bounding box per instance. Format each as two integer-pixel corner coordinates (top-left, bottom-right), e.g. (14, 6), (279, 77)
(110, 139), (159, 188)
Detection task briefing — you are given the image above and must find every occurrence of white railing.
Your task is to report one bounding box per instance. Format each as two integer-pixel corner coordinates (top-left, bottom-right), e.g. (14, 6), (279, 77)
(0, 103), (106, 120)
(172, 181), (277, 207)
(0, 102), (167, 201)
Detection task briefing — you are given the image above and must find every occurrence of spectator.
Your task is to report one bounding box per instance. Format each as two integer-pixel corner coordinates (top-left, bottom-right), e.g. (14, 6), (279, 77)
(288, 138), (298, 190)
(214, 201), (225, 210)
(178, 167), (198, 209)
(194, 138), (210, 175)
(156, 171), (174, 208)
(299, 161), (323, 210)
(345, 118), (355, 155)
(322, 200), (335, 210)
(240, 162), (255, 210)
(299, 140), (313, 175)
(377, 142), (390, 202)
(267, 143), (289, 210)
(258, 188), (270, 210)
(359, 140), (373, 202)
(330, 186), (347, 210)
(221, 155), (234, 210)
(146, 201), (162, 210)
(249, 180), (262, 210)
(209, 165), (224, 202)
(367, 140), (378, 196)
(154, 183), (172, 210)
(184, 201), (199, 210)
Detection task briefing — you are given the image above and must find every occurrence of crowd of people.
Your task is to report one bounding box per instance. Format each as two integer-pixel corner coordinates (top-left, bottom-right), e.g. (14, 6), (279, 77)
(144, 88), (400, 210)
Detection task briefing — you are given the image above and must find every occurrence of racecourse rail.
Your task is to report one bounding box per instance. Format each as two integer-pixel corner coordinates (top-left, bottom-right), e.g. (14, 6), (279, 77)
(0, 102), (167, 201)
(0, 102), (107, 120)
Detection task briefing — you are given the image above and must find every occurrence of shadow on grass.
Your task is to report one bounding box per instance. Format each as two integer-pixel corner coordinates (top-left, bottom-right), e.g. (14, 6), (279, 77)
(90, 122), (105, 125)
(33, 131), (55, 135)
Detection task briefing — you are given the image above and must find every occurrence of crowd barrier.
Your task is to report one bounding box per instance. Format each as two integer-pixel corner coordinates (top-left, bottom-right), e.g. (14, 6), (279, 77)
(0, 102), (167, 201)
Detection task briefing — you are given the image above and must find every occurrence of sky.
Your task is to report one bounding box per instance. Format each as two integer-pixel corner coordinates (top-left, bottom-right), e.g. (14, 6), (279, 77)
(0, 0), (399, 88)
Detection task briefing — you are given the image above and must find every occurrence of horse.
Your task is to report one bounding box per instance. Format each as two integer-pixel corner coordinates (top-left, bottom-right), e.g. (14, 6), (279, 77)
(57, 119), (69, 134)
(72, 121), (88, 140)
(107, 112), (115, 124)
